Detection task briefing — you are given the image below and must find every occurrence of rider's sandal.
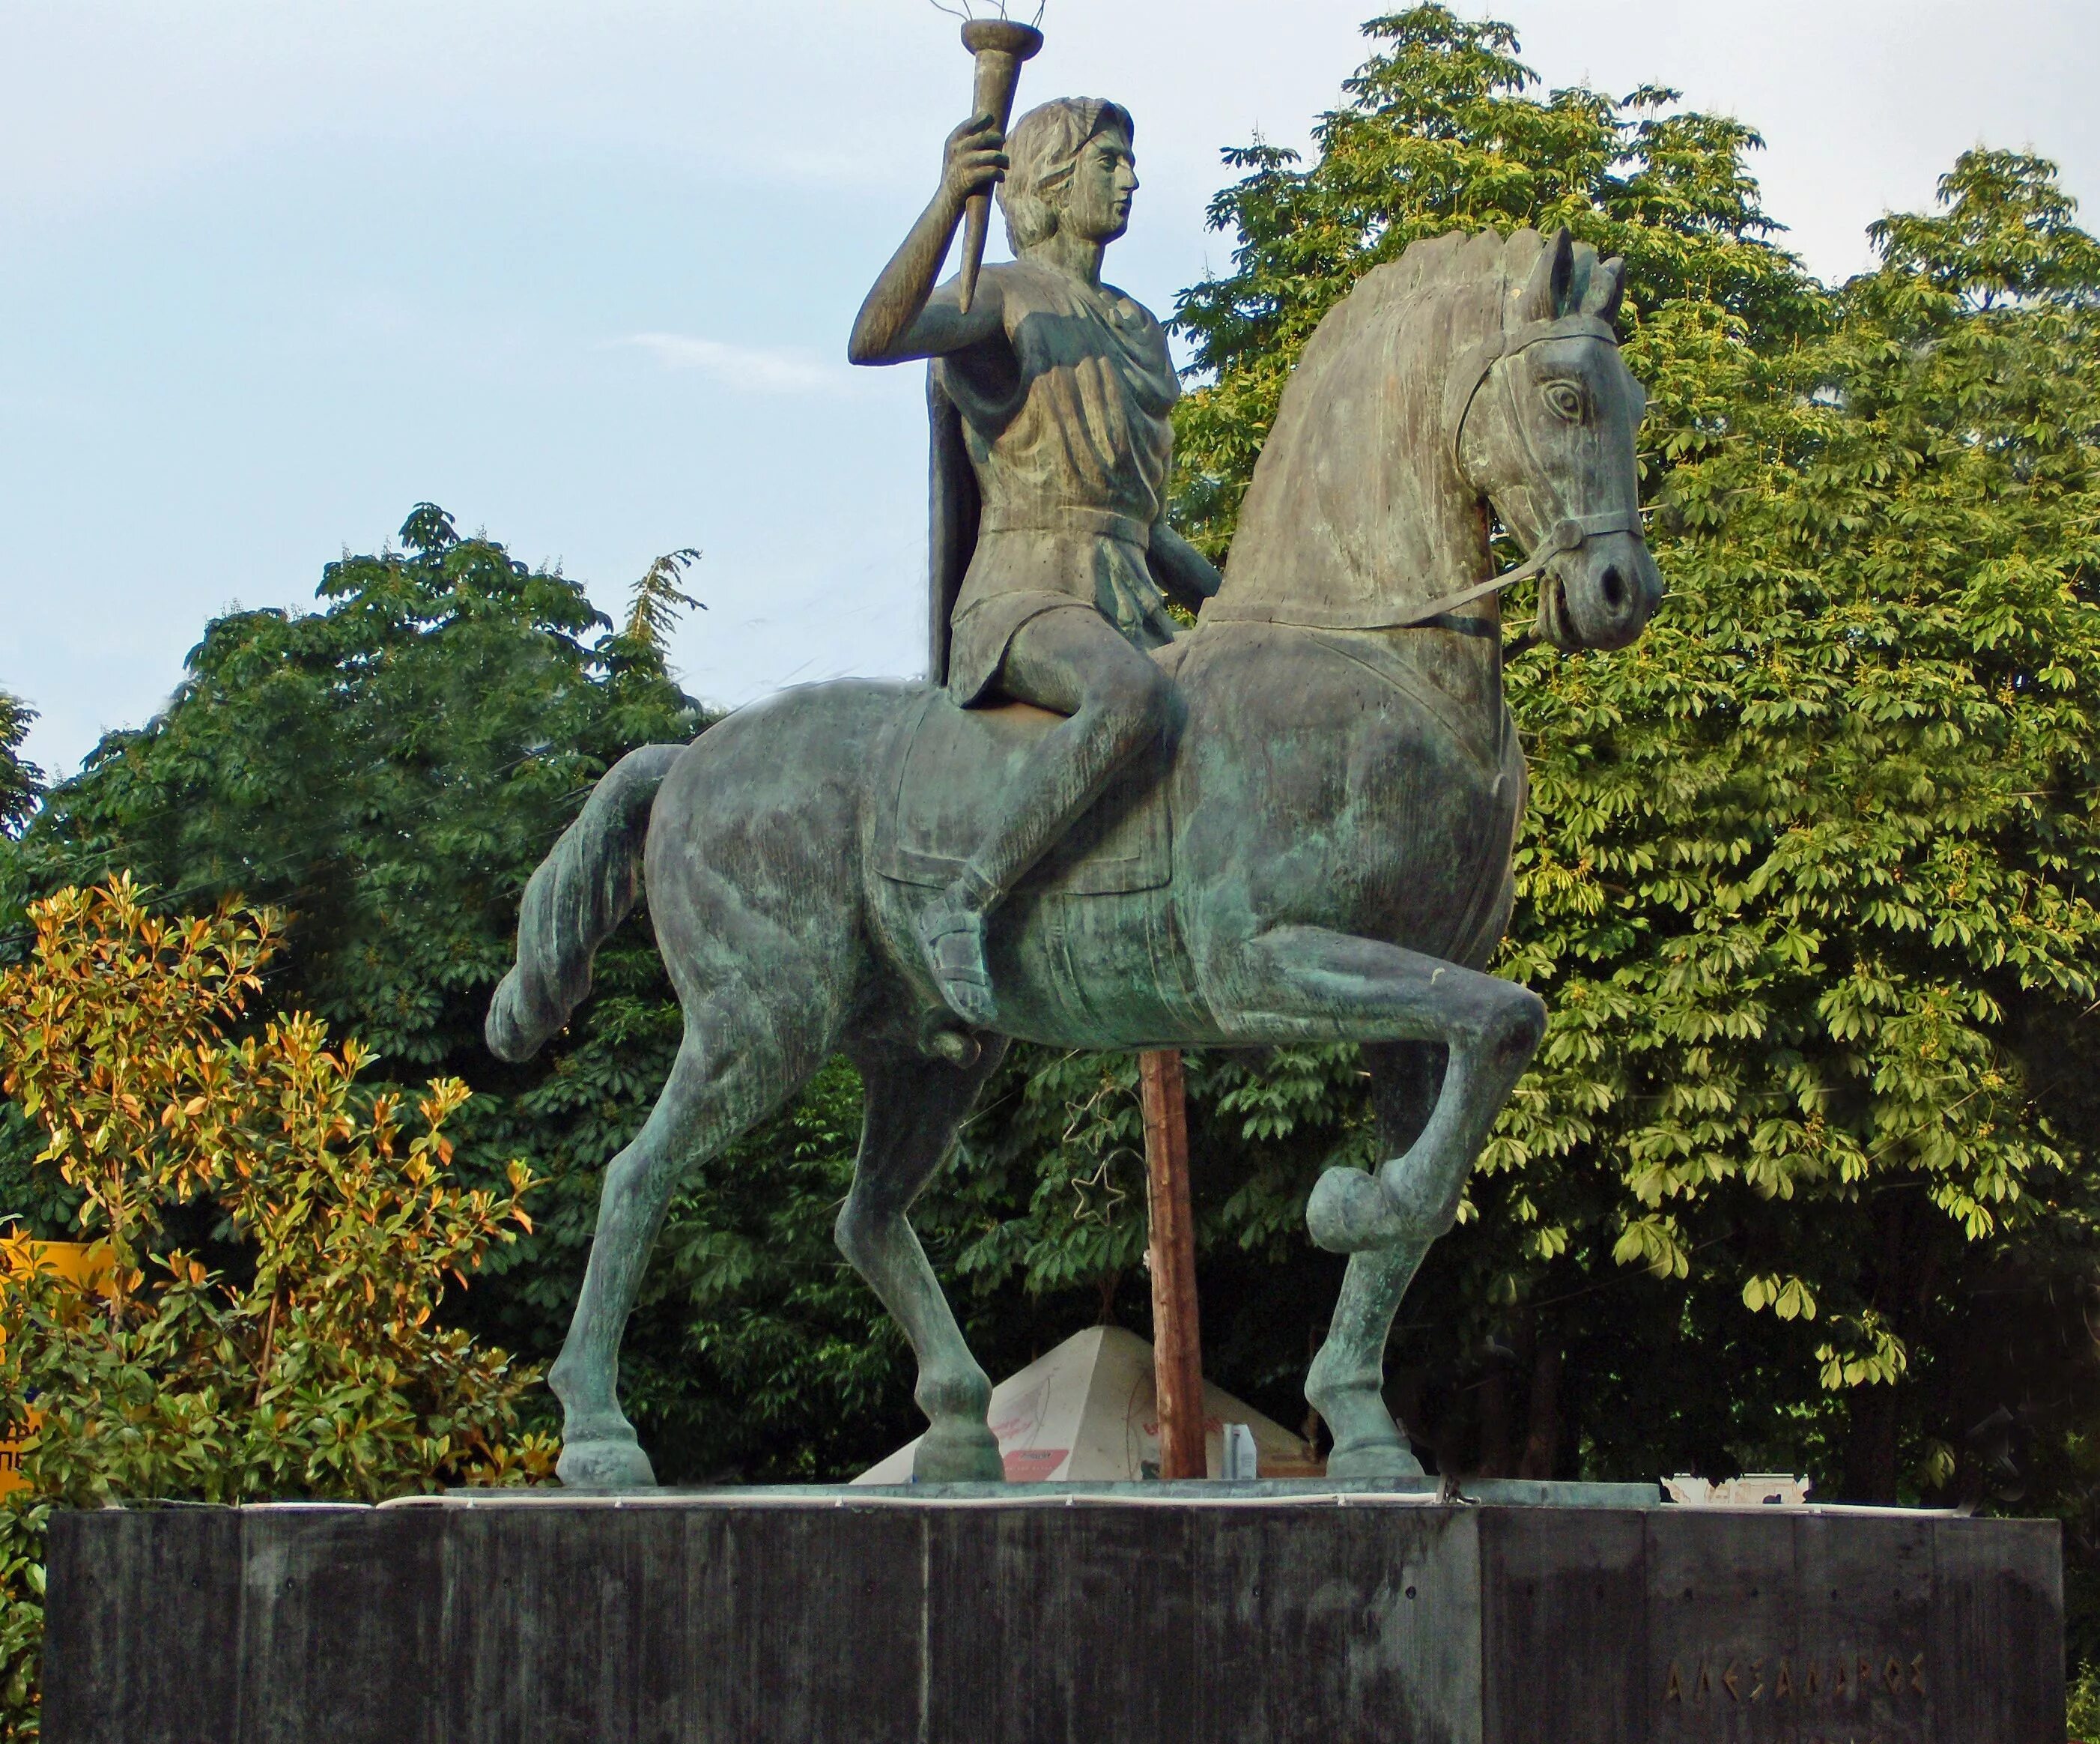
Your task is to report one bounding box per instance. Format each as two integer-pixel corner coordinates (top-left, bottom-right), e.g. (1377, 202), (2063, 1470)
(917, 900), (995, 1029)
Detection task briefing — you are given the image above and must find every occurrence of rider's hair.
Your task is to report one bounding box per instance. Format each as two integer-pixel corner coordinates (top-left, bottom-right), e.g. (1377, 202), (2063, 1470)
(998, 98), (1135, 252)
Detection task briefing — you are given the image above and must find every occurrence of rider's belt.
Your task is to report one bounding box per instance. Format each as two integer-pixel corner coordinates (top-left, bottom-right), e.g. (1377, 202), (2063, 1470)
(977, 507), (1150, 545)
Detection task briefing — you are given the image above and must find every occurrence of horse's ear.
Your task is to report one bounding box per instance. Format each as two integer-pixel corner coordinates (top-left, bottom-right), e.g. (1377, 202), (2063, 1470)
(1520, 225), (1574, 323)
(1582, 254), (1627, 324)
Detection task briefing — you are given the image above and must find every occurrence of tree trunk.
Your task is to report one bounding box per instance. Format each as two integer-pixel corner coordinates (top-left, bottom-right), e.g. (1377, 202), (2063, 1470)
(1518, 1339), (1563, 1480)
(1842, 1197), (1910, 1502)
(1477, 1370), (1513, 1477)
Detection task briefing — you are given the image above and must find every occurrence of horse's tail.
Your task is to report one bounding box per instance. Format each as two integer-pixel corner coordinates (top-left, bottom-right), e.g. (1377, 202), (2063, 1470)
(485, 743), (687, 1063)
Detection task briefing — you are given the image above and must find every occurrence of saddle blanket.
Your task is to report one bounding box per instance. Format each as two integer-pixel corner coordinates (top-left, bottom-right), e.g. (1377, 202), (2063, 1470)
(873, 687), (1171, 897)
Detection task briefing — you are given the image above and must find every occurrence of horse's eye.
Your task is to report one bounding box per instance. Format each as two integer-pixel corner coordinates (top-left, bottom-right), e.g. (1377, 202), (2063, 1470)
(1544, 382), (1586, 423)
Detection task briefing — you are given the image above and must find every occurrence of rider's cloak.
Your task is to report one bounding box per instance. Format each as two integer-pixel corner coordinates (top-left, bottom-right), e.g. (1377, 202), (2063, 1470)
(926, 363), (978, 691)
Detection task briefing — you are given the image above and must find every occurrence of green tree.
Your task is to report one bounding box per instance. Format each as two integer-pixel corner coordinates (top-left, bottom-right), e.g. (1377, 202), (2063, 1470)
(1, 513), (1072, 1488)
(1160, 6), (2100, 1590)
(0, 695), (38, 841)
(0, 510), (724, 1459)
(1505, 142), (2100, 1507)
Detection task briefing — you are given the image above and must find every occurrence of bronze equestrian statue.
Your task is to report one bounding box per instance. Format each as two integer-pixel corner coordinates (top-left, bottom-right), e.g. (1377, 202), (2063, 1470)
(488, 91), (1663, 1489)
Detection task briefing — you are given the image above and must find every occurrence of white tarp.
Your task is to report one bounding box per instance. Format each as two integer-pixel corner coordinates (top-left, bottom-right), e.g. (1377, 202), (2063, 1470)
(853, 1324), (1323, 1484)
(1664, 1473), (1813, 1507)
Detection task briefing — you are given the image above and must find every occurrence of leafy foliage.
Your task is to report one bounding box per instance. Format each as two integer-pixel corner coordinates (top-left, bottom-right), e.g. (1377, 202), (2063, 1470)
(0, 698), (38, 841)
(0, 878), (553, 1496)
(1499, 139), (2100, 1435)
(624, 548), (705, 651)
(1156, 5), (2100, 1602)
(0, 509), (728, 1463)
(0, 880), (551, 1734)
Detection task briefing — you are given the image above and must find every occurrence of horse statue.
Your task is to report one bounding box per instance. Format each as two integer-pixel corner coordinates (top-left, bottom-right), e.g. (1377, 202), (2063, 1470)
(488, 225), (1663, 1488)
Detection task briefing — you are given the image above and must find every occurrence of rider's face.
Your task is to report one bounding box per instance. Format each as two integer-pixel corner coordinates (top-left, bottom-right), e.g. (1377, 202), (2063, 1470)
(1062, 130), (1138, 246)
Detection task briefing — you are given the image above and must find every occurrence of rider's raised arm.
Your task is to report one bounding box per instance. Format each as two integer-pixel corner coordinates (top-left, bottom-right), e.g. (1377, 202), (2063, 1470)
(849, 115), (1010, 366)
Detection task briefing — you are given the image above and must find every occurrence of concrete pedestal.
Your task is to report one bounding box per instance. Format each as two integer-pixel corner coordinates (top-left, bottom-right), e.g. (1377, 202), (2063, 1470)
(42, 1483), (2063, 1743)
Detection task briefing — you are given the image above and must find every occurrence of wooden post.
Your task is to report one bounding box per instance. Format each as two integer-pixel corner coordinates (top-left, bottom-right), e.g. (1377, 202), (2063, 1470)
(1140, 1048), (1205, 1480)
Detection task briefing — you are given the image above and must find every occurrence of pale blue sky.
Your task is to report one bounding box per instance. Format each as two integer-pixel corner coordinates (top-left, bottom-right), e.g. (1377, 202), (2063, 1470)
(4, 1), (2096, 781)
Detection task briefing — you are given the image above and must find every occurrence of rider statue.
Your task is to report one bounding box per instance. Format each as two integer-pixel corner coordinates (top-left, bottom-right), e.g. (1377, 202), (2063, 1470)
(849, 98), (1222, 1027)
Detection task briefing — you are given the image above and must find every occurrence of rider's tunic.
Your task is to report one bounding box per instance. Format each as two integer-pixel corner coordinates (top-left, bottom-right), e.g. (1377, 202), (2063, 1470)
(937, 258), (1182, 703)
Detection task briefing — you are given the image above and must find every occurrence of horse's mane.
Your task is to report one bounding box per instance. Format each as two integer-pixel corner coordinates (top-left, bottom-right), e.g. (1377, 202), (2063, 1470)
(1284, 225), (1622, 411)
(1215, 226), (1621, 613)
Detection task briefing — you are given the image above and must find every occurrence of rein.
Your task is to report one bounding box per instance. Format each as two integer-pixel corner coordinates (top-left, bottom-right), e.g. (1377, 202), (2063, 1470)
(1204, 310), (1638, 635)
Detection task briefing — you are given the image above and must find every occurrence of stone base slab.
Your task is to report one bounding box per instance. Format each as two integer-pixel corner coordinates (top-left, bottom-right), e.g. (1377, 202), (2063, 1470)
(43, 1487), (2063, 1743)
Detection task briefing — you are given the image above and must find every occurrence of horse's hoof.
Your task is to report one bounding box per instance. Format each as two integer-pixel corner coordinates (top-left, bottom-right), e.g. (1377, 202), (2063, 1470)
(1325, 1438), (1427, 1481)
(913, 1425), (1005, 1484)
(557, 1435), (658, 1489)
(1306, 1166), (1403, 1253)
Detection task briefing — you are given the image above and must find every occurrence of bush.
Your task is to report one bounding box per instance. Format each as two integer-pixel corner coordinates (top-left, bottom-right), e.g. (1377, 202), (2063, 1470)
(0, 879), (553, 1735)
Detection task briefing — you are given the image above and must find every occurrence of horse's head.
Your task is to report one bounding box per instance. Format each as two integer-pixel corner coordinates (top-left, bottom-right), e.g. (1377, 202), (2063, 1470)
(1448, 227), (1663, 652)
(1205, 225), (1663, 658)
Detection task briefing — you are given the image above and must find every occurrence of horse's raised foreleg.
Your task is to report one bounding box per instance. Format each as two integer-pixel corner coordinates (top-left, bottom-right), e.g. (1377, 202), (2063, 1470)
(1228, 925), (1543, 1250)
(835, 1038), (1011, 1483)
(1222, 928), (1544, 1477)
(550, 993), (819, 1489)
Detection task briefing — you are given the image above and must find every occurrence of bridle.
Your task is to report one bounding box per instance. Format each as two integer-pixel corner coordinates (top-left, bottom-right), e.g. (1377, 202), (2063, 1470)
(1424, 312), (1642, 620)
(1204, 309), (1642, 634)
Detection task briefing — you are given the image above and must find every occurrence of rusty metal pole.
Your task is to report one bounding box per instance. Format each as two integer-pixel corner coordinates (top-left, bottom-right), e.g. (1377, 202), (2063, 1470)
(1140, 1048), (1205, 1480)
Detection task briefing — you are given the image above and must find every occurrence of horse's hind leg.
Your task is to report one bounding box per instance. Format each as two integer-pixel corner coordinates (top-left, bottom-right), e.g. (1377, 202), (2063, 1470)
(835, 1038), (1011, 1483)
(550, 992), (821, 1489)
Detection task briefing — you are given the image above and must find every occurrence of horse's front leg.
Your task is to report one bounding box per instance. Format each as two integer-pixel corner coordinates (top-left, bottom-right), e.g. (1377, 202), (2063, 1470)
(1225, 925), (1544, 1250)
(1220, 927), (1545, 1477)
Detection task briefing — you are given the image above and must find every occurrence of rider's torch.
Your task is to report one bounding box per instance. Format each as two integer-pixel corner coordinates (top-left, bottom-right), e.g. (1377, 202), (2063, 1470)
(955, 15), (1043, 315)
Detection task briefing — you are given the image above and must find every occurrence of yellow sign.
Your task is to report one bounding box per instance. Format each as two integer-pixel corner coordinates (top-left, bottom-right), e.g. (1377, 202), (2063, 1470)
(0, 1238), (113, 1495)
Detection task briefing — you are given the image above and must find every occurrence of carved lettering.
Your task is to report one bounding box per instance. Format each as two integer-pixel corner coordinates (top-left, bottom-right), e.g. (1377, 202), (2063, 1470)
(1657, 1645), (1928, 1713)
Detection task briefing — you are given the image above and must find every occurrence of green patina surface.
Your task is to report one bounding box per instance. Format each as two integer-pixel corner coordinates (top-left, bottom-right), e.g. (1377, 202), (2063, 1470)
(489, 80), (1660, 1496)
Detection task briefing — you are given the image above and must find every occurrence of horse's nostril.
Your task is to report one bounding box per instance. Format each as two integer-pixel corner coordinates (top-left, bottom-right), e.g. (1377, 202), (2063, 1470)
(1600, 565), (1627, 611)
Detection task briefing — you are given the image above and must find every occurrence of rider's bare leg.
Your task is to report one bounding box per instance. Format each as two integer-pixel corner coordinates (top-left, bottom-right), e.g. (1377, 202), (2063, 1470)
(920, 607), (1168, 1024)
